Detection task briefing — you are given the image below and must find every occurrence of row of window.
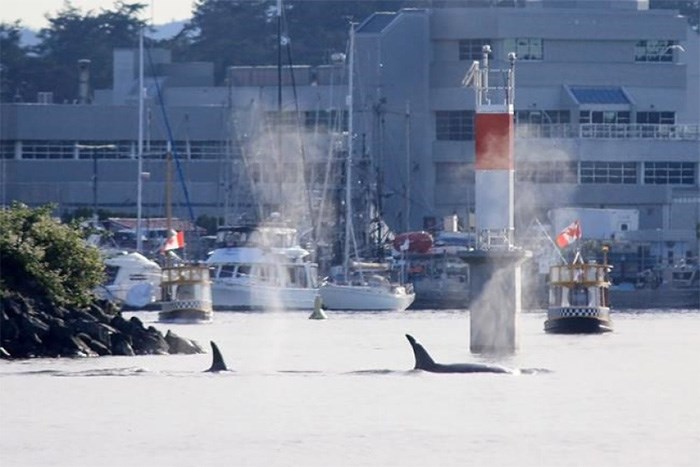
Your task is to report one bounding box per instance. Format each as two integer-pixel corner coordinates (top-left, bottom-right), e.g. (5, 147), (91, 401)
(436, 110), (676, 141)
(458, 38), (678, 62)
(264, 110), (348, 131)
(436, 161), (696, 185)
(0, 140), (229, 160)
(247, 161), (336, 185)
(519, 161), (695, 185)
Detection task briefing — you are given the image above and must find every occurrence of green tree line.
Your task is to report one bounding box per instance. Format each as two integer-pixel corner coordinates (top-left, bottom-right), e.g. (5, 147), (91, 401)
(1, 0), (697, 104)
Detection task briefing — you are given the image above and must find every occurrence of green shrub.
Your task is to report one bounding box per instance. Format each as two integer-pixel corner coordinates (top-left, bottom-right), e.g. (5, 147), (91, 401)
(0, 203), (105, 307)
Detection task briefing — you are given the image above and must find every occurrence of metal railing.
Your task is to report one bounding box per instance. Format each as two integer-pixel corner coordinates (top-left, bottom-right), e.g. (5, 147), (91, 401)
(515, 123), (700, 141)
(579, 123), (699, 140)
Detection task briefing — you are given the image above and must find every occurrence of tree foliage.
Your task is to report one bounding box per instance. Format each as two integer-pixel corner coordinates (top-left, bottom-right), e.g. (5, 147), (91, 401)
(0, 203), (105, 308)
(168, 0), (405, 83)
(0, 1), (148, 103)
(650, 1), (699, 29)
(0, 21), (43, 102)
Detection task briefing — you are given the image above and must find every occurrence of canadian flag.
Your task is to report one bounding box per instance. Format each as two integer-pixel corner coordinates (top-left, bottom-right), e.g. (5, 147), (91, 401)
(161, 230), (185, 252)
(555, 220), (582, 249)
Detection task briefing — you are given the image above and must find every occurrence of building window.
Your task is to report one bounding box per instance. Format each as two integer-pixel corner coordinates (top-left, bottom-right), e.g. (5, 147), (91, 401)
(504, 38), (543, 61)
(636, 111), (675, 124)
(142, 140), (190, 159)
(517, 161), (578, 183)
(579, 111), (631, 124)
(635, 40), (675, 62)
(304, 110), (347, 131)
(21, 140), (76, 159)
(435, 162), (473, 184)
(459, 39), (491, 61)
(1, 141), (16, 159)
(265, 111), (300, 128)
(515, 110), (570, 125)
(435, 111), (475, 141)
(643, 162), (695, 185)
(581, 161), (637, 184)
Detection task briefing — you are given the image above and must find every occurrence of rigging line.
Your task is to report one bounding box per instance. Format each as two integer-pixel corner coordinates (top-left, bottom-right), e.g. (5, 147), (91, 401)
(144, 44), (197, 230)
(281, 6), (318, 248)
(231, 103), (263, 221)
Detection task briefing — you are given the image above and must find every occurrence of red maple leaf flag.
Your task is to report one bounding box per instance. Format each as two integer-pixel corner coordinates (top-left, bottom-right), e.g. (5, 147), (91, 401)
(162, 230), (185, 252)
(555, 220), (582, 249)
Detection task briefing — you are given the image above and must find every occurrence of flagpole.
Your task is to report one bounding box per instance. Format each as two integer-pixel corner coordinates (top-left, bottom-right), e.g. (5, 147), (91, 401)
(534, 218), (566, 263)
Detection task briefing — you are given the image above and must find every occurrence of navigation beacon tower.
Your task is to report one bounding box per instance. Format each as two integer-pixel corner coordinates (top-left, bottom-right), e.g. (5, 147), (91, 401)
(461, 46), (530, 354)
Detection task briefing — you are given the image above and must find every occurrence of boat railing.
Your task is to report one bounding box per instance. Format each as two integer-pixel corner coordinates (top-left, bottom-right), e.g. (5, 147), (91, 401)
(550, 263), (611, 286)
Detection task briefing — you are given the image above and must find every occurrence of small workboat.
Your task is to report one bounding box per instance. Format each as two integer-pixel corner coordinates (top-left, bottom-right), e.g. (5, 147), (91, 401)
(159, 261), (213, 323)
(545, 248), (613, 334)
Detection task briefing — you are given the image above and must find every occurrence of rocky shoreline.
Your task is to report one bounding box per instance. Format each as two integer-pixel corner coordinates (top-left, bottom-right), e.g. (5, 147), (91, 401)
(1, 294), (204, 359)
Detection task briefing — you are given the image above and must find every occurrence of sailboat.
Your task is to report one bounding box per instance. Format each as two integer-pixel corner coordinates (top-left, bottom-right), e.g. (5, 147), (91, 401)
(319, 23), (415, 312)
(158, 152), (213, 323)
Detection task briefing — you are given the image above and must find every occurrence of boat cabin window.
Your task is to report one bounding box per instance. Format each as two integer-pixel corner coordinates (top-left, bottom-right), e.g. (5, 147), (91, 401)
(219, 265), (235, 278)
(220, 230), (249, 247)
(176, 284), (195, 300)
(285, 265), (309, 287)
(549, 287), (562, 306)
(569, 286), (589, 306)
(237, 264), (251, 277)
(105, 265), (119, 285)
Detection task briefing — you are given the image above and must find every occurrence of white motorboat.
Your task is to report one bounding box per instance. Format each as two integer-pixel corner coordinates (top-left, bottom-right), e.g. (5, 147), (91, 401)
(206, 220), (319, 311)
(95, 251), (162, 308)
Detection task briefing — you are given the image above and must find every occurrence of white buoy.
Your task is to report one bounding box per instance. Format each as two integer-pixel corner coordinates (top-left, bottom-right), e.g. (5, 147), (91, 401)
(308, 295), (327, 320)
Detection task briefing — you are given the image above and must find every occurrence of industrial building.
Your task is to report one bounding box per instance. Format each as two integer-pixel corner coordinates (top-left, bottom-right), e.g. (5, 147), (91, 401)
(1, 0), (698, 272)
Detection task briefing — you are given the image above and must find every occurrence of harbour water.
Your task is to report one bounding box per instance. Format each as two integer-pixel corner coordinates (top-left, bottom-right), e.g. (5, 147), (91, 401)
(1, 309), (699, 466)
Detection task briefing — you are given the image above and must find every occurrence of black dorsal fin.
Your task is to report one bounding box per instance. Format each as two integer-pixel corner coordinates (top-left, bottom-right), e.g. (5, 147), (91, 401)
(405, 334), (436, 370)
(207, 341), (228, 372)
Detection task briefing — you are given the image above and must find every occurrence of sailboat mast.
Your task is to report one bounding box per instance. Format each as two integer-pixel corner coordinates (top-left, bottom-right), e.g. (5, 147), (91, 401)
(136, 28), (144, 252)
(277, 0), (283, 116)
(343, 23), (355, 275)
(165, 147), (173, 267)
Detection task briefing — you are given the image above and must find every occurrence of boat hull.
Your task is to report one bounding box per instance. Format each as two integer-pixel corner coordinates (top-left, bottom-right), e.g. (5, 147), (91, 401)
(410, 277), (469, 309)
(545, 307), (613, 334)
(211, 281), (318, 311)
(159, 299), (213, 323)
(319, 283), (415, 311)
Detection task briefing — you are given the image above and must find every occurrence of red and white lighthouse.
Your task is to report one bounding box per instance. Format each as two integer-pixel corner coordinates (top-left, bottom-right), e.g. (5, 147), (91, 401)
(464, 46), (517, 246)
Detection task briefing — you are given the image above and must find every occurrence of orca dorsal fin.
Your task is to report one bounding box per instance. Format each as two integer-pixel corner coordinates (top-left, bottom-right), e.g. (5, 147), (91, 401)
(405, 334), (436, 370)
(206, 341), (228, 372)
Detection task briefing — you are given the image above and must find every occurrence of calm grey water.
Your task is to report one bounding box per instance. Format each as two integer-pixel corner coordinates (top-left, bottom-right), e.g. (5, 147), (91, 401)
(1, 309), (699, 467)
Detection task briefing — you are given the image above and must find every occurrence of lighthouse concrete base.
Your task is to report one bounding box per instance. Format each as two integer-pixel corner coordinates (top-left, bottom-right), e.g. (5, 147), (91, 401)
(458, 248), (532, 354)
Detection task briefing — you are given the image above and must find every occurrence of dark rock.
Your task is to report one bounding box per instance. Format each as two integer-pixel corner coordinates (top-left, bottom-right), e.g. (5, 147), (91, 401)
(76, 333), (109, 356)
(1, 293), (202, 359)
(72, 319), (117, 348)
(111, 333), (135, 356)
(17, 313), (50, 337)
